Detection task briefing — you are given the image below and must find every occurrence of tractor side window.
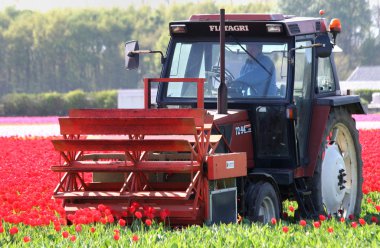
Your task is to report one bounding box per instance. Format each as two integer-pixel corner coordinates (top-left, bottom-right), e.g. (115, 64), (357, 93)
(317, 57), (336, 93)
(294, 40), (313, 165)
(167, 43), (191, 97)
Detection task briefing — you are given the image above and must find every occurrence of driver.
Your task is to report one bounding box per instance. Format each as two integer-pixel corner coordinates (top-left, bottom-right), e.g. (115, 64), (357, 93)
(234, 43), (277, 96)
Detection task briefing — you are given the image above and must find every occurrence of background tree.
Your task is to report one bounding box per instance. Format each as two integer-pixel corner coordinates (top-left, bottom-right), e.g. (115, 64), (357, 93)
(2, 0), (374, 96)
(278, 0), (371, 79)
(0, 2), (275, 95)
(358, 1), (380, 66)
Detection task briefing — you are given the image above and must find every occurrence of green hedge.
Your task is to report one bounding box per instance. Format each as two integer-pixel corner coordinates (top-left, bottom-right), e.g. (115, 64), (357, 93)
(0, 90), (117, 116)
(353, 89), (380, 104)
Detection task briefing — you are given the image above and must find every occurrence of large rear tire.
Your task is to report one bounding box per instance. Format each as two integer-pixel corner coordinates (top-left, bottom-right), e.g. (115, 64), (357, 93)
(245, 181), (280, 223)
(311, 107), (363, 218)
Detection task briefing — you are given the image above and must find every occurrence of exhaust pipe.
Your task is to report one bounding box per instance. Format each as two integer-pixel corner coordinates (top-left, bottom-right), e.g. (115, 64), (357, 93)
(217, 8), (228, 114)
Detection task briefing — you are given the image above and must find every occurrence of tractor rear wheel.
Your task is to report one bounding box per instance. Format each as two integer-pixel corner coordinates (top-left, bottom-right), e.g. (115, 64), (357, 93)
(311, 107), (363, 218)
(245, 181), (280, 223)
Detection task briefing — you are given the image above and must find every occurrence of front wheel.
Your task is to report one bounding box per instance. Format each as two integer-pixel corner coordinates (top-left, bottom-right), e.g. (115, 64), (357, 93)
(245, 181), (280, 223)
(311, 107), (363, 218)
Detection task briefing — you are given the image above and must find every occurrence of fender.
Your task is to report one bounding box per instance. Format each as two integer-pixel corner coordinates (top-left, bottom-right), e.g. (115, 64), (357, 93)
(247, 171), (282, 195)
(316, 95), (366, 114)
(245, 171), (283, 214)
(295, 95), (364, 178)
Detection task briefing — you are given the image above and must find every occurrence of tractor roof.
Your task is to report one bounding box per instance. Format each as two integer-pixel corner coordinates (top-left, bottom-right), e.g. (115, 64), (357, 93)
(189, 13), (287, 21)
(169, 13), (327, 37)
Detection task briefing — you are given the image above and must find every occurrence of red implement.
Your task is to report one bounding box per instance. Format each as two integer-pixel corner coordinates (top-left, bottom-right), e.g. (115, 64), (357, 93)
(51, 78), (224, 224)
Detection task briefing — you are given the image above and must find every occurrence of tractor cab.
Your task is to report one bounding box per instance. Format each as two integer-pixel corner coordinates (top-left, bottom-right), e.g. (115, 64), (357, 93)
(127, 13), (342, 174)
(124, 12), (364, 221)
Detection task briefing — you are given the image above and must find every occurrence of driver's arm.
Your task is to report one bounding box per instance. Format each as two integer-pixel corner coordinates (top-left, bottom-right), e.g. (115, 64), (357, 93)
(235, 67), (270, 85)
(237, 54), (274, 83)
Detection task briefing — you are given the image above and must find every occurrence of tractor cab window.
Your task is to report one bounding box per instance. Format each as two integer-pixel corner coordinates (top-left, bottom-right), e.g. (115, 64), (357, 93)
(317, 57), (336, 93)
(166, 41), (288, 100)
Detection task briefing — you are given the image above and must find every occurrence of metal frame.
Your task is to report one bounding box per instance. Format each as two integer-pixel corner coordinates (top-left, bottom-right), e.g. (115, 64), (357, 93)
(51, 78), (226, 224)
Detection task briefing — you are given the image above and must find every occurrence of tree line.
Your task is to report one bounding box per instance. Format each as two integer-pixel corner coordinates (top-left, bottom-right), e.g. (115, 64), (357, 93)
(0, 0), (375, 97)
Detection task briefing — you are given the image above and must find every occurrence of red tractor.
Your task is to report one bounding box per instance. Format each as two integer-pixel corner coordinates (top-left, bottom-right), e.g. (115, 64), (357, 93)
(51, 10), (364, 224)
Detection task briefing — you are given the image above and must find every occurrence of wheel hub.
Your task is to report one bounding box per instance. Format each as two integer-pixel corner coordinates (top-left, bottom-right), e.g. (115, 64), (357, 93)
(258, 196), (275, 223)
(321, 143), (346, 214)
(337, 168), (347, 190)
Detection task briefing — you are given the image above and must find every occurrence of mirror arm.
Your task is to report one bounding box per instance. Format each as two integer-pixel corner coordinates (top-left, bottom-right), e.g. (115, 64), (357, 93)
(287, 43), (323, 65)
(150, 50), (166, 64)
(128, 50), (166, 64)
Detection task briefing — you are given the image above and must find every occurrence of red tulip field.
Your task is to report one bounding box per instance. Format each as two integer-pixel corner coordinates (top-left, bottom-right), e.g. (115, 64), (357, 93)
(0, 116), (379, 247)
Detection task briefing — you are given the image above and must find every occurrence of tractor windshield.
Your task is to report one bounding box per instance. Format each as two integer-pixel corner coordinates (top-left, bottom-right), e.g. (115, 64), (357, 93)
(166, 41), (288, 99)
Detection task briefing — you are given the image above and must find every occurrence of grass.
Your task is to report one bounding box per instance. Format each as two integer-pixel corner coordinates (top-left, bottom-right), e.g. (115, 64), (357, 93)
(1, 193), (380, 247)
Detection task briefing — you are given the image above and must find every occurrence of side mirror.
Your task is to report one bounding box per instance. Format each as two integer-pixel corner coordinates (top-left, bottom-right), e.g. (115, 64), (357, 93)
(315, 34), (333, 58)
(125, 40), (139, 70)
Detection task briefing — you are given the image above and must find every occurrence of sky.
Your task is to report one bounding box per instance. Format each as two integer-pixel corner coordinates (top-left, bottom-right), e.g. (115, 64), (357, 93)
(0, 0), (154, 11)
(0, 0), (257, 11)
(2, 0), (378, 13)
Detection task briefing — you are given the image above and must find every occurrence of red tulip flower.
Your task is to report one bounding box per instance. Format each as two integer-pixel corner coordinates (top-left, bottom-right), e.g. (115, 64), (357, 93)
(107, 215), (115, 223)
(282, 226), (289, 233)
(319, 215), (326, 222)
(119, 219), (126, 227)
(359, 218), (366, 226)
(98, 204), (107, 212)
(299, 219), (307, 227)
(62, 231), (69, 238)
(160, 209), (170, 221)
(104, 209), (112, 216)
(23, 236), (31, 243)
(75, 224), (82, 232)
(54, 225), (61, 232)
(145, 219), (152, 226)
(271, 218), (277, 225)
(143, 206), (156, 219)
(351, 222), (358, 228)
(9, 226), (18, 235)
(313, 221), (320, 228)
(132, 234), (139, 242)
(371, 216), (378, 223)
(135, 211), (142, 219)
(128, 206), (136, 215)
(131, 202), (140, 209)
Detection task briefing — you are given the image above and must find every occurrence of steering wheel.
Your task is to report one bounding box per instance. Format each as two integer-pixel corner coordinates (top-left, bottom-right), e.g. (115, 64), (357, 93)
(206, 66), (235, 82)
